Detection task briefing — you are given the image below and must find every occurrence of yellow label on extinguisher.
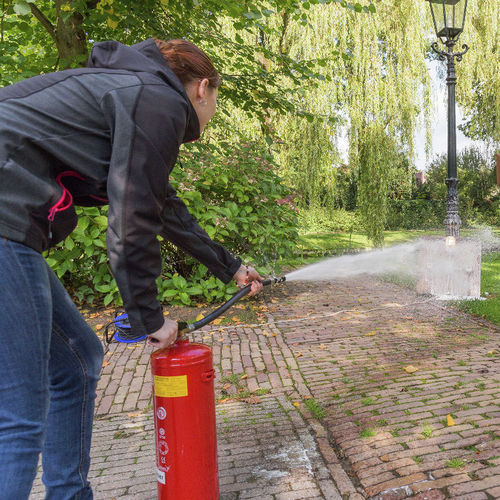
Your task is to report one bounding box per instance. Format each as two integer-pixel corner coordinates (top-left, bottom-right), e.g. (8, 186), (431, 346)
(154, 375), (188, 397)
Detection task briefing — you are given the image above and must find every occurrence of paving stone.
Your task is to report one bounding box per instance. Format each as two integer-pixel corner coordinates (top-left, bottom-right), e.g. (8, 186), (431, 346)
(451, 493), (488, 500)
(275, 489), (323, 499)
(448, 474), (500, 495)
(410, 474), (470, 493)
(412, 490), (446, 500)
(326, 463), (357, 495)
(486, 486), (500, 497)
(318, 479), (343, 499)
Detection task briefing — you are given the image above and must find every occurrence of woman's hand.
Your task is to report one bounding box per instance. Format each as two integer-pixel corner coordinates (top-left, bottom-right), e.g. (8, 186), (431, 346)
(147, 318), (178, 349)
(233, 264), (264, 296)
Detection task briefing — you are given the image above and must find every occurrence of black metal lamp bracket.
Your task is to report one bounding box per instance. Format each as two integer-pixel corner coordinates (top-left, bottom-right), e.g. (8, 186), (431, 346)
(431, 41), (469, 63)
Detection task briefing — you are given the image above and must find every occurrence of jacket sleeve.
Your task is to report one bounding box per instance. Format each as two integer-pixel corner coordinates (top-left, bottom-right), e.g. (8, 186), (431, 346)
(102, 83), (186, 336)
(159, 183), (242, 284)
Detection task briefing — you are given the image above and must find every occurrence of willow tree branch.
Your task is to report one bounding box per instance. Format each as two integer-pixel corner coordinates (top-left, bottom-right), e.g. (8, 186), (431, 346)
(29, 2), (56, 41)
(278, 10), (290, 56)
(1, 0), (13, 43)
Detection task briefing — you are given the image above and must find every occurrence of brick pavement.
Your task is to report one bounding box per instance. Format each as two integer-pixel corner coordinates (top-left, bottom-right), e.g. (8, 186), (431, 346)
(30, 276), (500, 499)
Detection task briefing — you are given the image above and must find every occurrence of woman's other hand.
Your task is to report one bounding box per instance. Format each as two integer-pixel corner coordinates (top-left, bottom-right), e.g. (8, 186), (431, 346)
(147, 318), (178, 349)
(233, 265), (264, 296)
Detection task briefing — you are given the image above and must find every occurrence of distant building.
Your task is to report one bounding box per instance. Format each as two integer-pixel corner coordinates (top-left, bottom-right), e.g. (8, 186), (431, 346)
(415, 171), (427, 185)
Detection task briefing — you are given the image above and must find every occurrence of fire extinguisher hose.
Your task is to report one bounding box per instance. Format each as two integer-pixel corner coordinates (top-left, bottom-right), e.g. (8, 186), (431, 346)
(177, 276), (286, 335)
(103, 276), (286, 345)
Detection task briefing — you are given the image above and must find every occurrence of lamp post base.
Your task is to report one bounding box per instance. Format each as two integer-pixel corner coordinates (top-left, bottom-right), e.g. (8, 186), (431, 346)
(444, 177), (461, 237)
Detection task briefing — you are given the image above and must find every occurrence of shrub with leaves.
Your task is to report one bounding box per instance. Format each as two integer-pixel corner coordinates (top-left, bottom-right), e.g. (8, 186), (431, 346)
(46, 141), (298, 306)
(46, 206), (121, 307)
(298, 207), (361, 233)
(385, 200), (447, 230)
(160, 141), (299, 303)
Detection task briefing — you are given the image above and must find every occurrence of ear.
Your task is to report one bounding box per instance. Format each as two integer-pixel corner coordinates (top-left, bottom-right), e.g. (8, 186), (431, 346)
(197, 78), (210, 100)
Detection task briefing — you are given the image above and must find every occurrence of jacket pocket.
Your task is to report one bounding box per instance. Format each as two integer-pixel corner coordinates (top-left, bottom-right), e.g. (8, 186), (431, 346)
(46, 171), (84, 244)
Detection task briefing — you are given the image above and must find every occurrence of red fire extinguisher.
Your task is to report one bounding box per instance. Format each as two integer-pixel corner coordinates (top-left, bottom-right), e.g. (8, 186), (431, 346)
(151, 339), (218, 500)
(149, 277), (285, 498)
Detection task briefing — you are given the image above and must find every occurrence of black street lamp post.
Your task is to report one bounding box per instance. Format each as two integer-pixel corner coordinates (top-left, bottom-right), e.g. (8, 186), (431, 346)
(426, 0), (469, 237)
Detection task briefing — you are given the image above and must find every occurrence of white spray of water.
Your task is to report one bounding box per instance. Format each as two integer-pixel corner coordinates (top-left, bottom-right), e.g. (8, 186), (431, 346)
(469, 226), (500, 252)
(285, 241), (421, 282)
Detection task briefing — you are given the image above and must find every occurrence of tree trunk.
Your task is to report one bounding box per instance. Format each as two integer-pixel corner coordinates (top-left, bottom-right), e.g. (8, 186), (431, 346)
(496, 152), (500, 187)
(29, 1), (88, 68)
(54, 0), (88, 67)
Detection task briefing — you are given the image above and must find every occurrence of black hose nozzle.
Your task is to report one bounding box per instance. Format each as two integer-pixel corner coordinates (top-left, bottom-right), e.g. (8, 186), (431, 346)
(178, 276), (286, 335)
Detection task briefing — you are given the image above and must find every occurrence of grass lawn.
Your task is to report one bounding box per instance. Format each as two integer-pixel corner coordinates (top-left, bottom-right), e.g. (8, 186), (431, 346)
(298, 229), (440, 254)
(456, 252), (500, 325)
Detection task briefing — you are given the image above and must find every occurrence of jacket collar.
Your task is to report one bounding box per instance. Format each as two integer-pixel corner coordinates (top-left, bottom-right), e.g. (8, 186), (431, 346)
(89, 38), (201, 143)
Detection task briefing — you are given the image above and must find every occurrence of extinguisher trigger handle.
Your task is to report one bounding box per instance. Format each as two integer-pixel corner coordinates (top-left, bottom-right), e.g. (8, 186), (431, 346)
(177, 321), (194, 337)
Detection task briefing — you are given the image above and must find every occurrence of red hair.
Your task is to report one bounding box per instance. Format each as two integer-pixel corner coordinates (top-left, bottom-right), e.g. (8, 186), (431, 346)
(153, 38), (221, 88)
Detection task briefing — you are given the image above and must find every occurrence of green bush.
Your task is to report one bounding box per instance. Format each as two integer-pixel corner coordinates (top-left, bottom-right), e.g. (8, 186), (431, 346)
(298, 207), (362, 233)
(159, 142), (299, 304)
(46, 206), (121, 307)
(414, 148), (498, 224)
(385, 200), (446, 230)
(464, 199), (500, 226)
(385, 199), (478, 230)
(47, 141), (299, 306)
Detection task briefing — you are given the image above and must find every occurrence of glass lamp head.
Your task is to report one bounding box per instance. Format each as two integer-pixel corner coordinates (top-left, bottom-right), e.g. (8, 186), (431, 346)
(426, 0), (468, 43)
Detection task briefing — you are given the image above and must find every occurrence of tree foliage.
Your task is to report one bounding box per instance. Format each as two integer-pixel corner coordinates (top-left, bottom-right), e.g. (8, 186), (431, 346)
(276, 115), (336, 210)
(1, 0), (359, 119)
(415, 147), (498, 225)
(356, 123), (400, 245)
(455, 0), (499, 145)
(270, 0), (431, 243)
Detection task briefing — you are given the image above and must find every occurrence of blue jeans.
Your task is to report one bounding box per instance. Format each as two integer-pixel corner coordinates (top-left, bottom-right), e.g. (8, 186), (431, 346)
(0, 238), (104, 499)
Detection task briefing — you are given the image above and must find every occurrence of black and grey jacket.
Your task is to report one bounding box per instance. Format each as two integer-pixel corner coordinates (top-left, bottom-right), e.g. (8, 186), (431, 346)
(0, 38), (241, 335)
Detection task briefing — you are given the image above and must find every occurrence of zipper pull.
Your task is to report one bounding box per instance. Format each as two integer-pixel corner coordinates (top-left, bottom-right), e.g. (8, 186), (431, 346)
(48, 220), (53, 242)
